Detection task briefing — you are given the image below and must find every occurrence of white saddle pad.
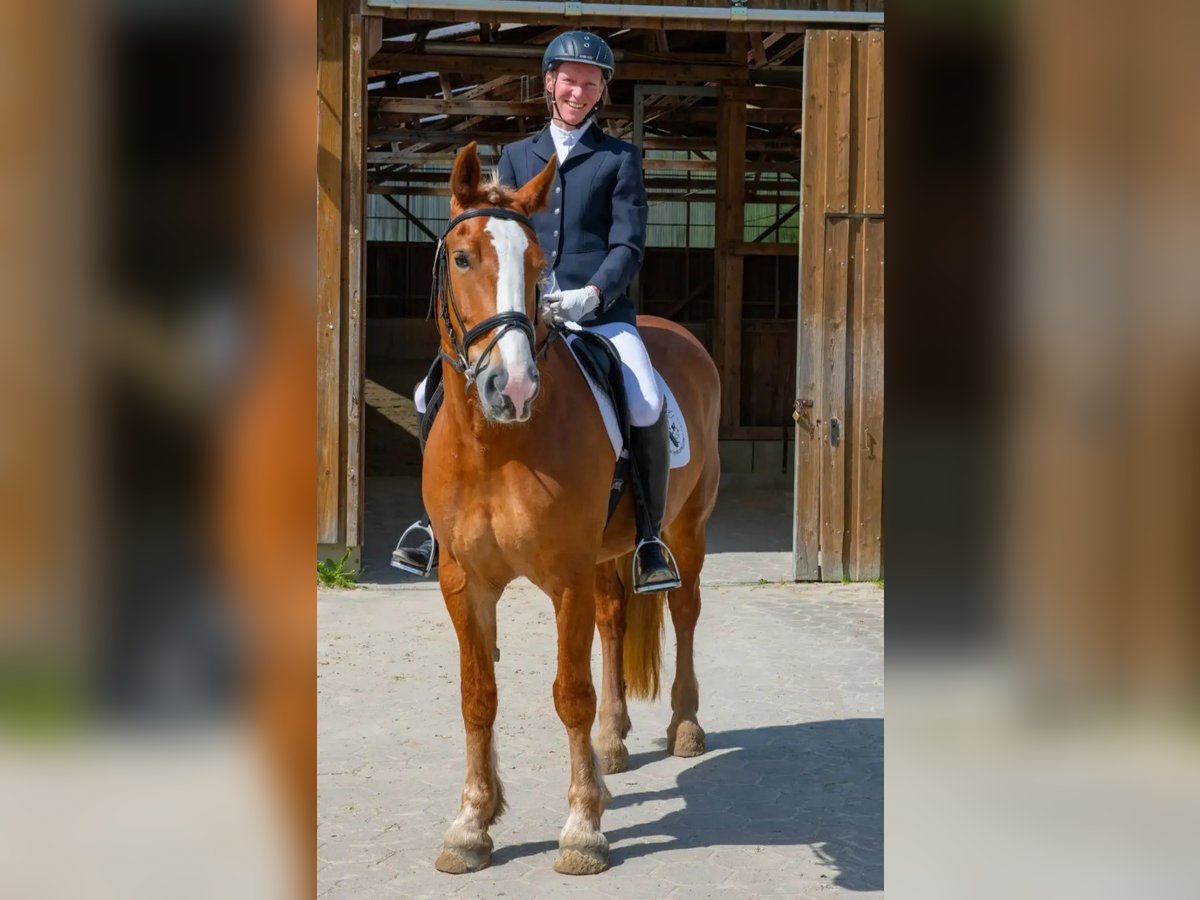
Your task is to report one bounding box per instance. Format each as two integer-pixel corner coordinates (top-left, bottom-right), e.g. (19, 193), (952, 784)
(563, 331), (690, 469)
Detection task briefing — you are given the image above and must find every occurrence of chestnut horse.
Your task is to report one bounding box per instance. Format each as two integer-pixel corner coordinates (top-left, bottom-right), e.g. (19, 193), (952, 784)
(424, 143), (720, 876)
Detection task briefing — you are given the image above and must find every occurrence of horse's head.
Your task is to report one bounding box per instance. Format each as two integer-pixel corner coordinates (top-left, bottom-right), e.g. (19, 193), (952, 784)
(435, 142), (558, 423)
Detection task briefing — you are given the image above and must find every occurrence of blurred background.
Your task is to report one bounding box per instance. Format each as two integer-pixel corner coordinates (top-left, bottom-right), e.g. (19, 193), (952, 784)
(888, 1), (1200, 898)
(1, 0), (1198, 897)
(1, 0), (313, 896)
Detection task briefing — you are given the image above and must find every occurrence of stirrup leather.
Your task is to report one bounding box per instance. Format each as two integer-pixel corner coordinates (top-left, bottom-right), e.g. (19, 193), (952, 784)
(631, 537), (682, 593)
(390, 521), (437, 577)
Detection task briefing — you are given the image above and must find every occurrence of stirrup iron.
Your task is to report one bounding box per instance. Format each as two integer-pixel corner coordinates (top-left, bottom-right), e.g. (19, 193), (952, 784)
(631, 536), (682, 594)
(390, 521), (437, 577)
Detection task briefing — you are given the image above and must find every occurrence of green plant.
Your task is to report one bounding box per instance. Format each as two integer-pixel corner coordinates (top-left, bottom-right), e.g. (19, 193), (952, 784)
(318, 548), (358, 588)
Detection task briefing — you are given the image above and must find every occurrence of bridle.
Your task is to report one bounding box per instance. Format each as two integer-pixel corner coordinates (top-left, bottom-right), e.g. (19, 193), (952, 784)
(430, 206), (558, 393)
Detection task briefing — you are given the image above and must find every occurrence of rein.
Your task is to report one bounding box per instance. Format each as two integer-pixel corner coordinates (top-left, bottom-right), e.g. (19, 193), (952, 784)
(430, 206), (560, 393)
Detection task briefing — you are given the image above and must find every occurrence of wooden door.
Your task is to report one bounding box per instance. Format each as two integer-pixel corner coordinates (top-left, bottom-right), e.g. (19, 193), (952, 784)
(794, 30), (884, 582)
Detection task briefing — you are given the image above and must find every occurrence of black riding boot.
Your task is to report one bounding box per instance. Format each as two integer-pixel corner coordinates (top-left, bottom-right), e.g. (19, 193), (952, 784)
(630, 407), (683, 593)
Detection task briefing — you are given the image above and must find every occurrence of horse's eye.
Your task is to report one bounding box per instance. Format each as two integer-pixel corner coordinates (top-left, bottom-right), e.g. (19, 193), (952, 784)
(453, 250), (470, 270)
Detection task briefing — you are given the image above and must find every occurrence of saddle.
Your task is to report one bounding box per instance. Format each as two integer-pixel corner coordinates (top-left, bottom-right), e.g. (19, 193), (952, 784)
(419, 331), (634, 525)
(563, 330), (634, 524)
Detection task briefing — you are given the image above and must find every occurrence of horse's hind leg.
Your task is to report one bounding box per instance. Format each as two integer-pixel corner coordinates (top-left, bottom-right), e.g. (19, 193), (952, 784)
(549, 573), (610, 875)
(594, 561), (631, 774)
(435, 554), (505, 874)
(665, 510), (707, 757)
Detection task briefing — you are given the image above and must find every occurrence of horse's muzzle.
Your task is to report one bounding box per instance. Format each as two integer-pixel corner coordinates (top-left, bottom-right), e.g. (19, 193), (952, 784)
(479, 363), (540, 422)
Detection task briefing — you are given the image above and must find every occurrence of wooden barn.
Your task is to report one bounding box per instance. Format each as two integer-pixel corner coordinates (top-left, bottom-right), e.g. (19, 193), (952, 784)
(318, 0), (885, 581)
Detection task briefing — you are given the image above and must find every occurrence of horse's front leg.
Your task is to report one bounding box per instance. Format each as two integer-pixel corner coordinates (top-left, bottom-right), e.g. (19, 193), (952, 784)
(435, 554), (505, 874)
(665, 516), (706, 757)
(594, 561), (631, 774)
(550, 575), (610, 875)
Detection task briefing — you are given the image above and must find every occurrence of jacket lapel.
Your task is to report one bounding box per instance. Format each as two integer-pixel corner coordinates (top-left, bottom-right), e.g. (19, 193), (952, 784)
(530, 127), (555, 163)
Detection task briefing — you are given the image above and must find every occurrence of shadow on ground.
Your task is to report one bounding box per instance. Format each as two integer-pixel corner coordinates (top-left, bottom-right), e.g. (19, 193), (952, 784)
(496, 719), (883, 891)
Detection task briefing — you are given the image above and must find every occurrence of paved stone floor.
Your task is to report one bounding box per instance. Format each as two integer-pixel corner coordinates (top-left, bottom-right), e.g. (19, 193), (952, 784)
(319, 479), (882, 898)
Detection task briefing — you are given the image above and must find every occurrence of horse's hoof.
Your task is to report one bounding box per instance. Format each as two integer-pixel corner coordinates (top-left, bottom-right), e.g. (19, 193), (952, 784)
(668, 720), (706, 757)
(434, 843), (491, 874)
(554, 847), (608, 875)
(596, 735), (629, 774)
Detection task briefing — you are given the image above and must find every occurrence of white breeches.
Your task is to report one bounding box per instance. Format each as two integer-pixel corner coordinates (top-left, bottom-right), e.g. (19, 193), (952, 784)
(412, 321), (663, 426)
(583, 321), (663, 427)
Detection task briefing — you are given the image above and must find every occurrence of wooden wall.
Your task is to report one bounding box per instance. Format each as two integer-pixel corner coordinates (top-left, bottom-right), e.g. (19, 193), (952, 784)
(794, 29), (884, 581)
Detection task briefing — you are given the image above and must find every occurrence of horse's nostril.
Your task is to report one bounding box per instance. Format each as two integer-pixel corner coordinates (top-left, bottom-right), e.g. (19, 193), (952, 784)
(485, 370), (506, 395)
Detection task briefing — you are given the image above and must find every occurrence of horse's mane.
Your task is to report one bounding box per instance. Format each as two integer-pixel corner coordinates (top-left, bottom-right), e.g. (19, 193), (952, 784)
(472, 174), (520, 211)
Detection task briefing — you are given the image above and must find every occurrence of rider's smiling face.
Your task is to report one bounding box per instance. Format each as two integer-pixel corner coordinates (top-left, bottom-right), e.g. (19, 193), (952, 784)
(545, 61), (605, 129)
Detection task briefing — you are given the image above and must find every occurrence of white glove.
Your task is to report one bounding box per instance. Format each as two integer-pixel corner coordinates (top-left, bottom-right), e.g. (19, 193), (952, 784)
(542, 285), (601, 324)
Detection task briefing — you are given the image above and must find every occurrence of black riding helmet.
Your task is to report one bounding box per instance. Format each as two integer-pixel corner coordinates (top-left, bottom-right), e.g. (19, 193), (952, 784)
(541, 31), (615, 81)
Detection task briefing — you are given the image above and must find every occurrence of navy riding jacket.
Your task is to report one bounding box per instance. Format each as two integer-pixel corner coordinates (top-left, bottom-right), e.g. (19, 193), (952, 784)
(498, 125), (647, 328)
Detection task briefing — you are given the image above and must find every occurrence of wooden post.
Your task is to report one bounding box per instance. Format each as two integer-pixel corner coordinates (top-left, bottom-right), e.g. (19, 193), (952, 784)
(818, 32), (853, 583)
(714, 92), (747, 429)
(316, 0), (344, 545)
(365, 15), (383, 61)
(794, 30), (828, 580)
(848, 32), (885, 581)
(344, 12), (367, 548)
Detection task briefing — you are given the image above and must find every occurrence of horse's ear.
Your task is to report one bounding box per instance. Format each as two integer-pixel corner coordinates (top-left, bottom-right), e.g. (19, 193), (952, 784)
(513, 155), (558, 216)
(450, 142), (482, 211)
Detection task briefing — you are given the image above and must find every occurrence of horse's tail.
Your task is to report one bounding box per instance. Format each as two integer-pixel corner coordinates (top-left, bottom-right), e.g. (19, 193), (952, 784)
(620, 553), (666, 701)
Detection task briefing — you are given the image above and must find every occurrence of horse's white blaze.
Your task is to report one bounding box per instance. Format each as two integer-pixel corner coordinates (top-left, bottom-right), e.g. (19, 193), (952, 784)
(485, 218), (538, 409)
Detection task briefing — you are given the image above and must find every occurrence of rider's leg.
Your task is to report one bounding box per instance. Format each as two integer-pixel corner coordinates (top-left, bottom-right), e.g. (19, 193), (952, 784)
(585, 322), (682, 593)
(390, 360), (444, 576)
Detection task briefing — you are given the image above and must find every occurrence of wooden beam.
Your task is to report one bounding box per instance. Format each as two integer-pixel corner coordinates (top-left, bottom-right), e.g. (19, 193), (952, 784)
(818, 31), (853, 583)
(365, 16), (383, 61)
(380, 194), (439, 241)
(369, 50), (744, 83)
(725, 84), (806, 109)
(344, 13), (367, 548)
(369, 183), (800, 204)
(361, 4), (877, 34)
(373, 96), (802, 124)
(749, 33), (769, 67)
(367, 127), (796, 150)
(368, 128), (800, 153)
(848, 31), (884, 582)
(794, 30), (827, 581)
(316, 0), (344, 545)
(366, 151), (798, 172)
(730, 241), (799, 256)
(714, 81), (747, 434)
(751, 201), (801, 242)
